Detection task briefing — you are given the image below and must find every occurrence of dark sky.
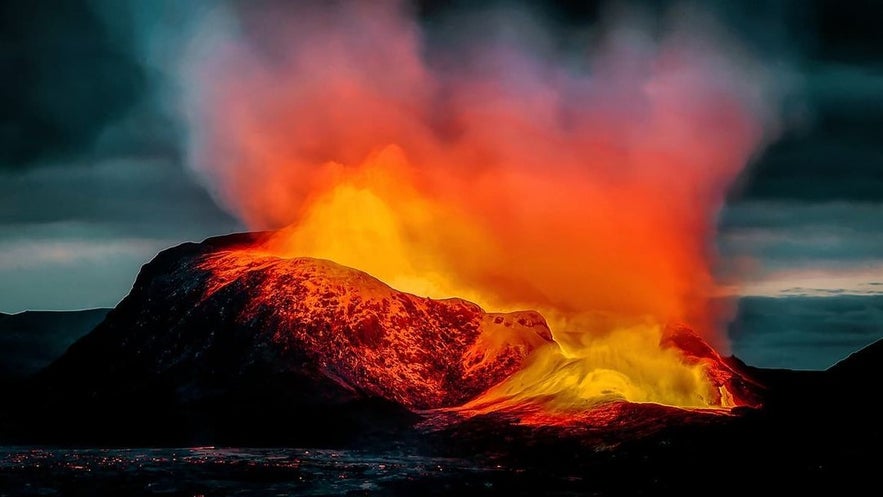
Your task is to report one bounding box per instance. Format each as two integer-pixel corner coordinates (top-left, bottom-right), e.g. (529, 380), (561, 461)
(1, 0), (881, 369)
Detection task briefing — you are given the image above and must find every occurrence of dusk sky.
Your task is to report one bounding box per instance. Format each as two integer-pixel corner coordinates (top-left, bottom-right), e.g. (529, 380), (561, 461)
(1, 0), (881, 369)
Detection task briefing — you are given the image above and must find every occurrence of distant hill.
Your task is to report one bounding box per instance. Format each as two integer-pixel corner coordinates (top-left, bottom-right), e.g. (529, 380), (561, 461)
(0, 309), (110, 380)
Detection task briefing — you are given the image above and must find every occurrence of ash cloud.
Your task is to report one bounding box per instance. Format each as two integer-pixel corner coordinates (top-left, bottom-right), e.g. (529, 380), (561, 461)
(170, 0), (784, 338)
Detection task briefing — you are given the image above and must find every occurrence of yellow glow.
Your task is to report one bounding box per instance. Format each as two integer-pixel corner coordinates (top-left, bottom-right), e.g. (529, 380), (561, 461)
(265, 146), (501, 309)
(458, 323), (719, 416)
(260, 146), (729, 415)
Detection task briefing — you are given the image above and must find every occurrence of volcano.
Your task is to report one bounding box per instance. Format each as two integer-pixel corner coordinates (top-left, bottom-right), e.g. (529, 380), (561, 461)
(3, 233), (883, 494)
(5, 232), (757, 445)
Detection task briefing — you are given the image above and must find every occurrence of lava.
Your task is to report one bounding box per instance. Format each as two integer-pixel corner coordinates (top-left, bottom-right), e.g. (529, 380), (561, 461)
(178, 2), (777, 419)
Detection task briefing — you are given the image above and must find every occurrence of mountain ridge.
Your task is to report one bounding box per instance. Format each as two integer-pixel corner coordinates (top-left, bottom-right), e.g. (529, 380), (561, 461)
(2, 232), (881, 451)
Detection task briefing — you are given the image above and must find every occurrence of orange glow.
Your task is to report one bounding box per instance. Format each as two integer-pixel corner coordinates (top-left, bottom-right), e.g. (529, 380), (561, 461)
(180, 2), (774, 417)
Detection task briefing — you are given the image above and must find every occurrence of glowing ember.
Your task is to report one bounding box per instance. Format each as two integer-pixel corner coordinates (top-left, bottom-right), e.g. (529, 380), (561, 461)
(178, 2), (777, 418)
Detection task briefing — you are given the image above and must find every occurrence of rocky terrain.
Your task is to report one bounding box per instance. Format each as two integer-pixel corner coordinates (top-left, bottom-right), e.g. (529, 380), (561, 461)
(1, 232), (881, 493)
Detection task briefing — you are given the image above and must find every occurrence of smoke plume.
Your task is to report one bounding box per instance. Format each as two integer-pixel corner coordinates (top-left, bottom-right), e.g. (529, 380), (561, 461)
(178, 1), (780, 342)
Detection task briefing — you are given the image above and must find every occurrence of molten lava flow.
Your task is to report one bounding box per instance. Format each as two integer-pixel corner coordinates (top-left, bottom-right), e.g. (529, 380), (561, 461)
(466, 325), (722, 413)
(178, 2), (777, 419)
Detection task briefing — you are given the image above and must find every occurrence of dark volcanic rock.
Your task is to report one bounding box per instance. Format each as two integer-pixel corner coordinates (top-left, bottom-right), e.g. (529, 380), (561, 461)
(828, 336), (883, 381)
(7, 232), (551, 445)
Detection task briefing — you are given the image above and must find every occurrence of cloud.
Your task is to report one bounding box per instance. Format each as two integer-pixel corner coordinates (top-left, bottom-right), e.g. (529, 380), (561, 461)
(730, 63), (883, 203)
(0, 156), (240, 312)
(0, 0), (147, 168)
(0, 236), (171, 313)
(0, 157), (239, 236)
(0, 237), (168, 270)
(720, 200), (883, 231)
(716, 201), (883, 296)
(0, 152), (249, 311)
(718, 266), (883, 298)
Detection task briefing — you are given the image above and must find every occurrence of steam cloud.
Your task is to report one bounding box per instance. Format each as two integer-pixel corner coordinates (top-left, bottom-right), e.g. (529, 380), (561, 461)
(176, 1), (780, 341)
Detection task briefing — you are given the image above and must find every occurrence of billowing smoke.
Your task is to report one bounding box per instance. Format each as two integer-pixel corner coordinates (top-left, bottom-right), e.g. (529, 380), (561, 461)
(176, 0), (780, 343)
